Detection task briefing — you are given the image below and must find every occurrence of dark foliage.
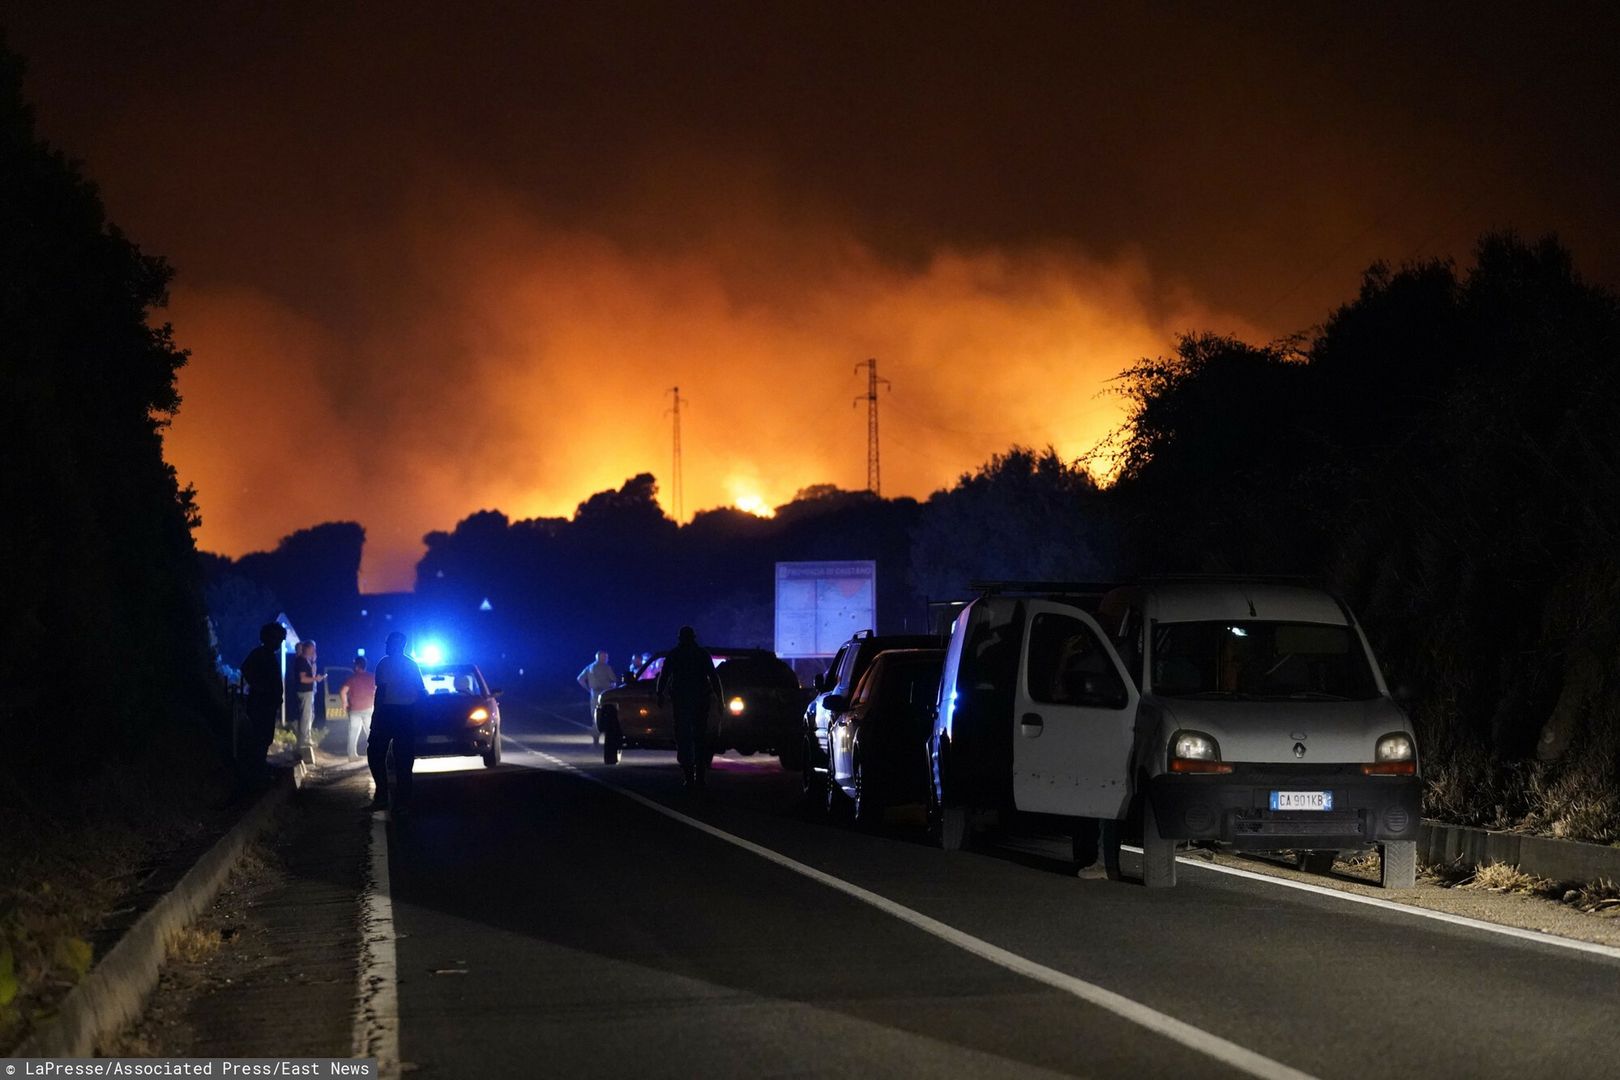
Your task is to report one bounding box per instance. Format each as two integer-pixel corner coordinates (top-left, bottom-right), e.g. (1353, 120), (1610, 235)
(0, 37), (227, 798)
(1108, 233), (1620, 839)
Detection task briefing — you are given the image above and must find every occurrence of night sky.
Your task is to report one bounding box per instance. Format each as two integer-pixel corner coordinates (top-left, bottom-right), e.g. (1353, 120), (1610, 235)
(5, 2), (1617, 589)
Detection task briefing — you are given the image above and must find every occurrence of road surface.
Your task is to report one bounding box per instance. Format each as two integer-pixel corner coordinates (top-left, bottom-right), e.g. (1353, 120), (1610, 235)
(373, 700), (1620, 1079)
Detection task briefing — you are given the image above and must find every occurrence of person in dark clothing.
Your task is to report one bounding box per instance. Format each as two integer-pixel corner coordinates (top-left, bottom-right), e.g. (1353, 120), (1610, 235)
(369, 630), (424, 814)
(655, 625), (722, 789)
(239, 622), (287, 782)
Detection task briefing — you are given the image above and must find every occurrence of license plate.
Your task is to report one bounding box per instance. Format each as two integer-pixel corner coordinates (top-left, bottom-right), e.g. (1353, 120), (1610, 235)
(1270, 790), (1333, 811)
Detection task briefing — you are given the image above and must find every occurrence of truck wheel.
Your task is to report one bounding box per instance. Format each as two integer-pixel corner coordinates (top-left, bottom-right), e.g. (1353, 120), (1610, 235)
(1380, 840), (1417, 888)
(1298, 850), (1336, 875)
(1141, 795), (1178, 888)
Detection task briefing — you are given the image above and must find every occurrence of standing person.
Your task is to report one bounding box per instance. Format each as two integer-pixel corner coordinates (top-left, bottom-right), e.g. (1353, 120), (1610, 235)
(370, 631), (424, 813)
(655, 626), (721, 790)
(342, 655), (377, 761)
(239, 622), (287, 782)
(290, 640), (323, 763)
(576, 650), (617, 745)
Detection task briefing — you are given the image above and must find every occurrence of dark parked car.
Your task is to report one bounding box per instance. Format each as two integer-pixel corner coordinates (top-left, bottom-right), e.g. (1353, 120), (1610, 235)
(597, 647), (810, 765)
(413, 663), (503, 768)
(827, 648), (946, 827)
(797, 630), (944, 804)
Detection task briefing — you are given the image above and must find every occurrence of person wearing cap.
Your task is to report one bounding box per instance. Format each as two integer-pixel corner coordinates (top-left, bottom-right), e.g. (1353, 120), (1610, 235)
(369, 631), (424, 813)
(655, 625), (722, 790)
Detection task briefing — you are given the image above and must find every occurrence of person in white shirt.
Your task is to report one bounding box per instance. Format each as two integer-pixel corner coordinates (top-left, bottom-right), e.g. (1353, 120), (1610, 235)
(577, 650), (617, 745)
(369, 631), (424, 813)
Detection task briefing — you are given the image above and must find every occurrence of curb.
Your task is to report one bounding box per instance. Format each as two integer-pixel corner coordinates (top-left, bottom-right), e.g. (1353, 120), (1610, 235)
(1418, 818), (1620, 883)
(14, 774), (296, 1057)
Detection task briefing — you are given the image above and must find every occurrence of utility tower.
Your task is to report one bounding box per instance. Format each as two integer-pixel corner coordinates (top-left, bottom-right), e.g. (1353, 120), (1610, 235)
(666, 386), (688, 521)
(854, 358), (890, 495)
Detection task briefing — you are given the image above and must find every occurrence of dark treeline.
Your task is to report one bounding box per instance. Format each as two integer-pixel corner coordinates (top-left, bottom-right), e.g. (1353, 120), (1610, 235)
(1, 40), (227, 804)
(1106, 234), (1620, 841)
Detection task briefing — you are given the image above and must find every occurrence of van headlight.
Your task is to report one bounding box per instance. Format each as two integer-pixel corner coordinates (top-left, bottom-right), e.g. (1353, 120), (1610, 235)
(1169, 730), (1231, 774)
(728, 696), (746, 716)
(1363, 732), (1417, 775)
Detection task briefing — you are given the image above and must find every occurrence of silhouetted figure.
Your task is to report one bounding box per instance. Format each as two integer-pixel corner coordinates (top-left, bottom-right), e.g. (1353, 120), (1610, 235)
(656, 625), (721, 789)
(577, 650), (616, 745)
(369, 631), (424, 813)
(239, 622), (287, 782)
(287, 639), (323, 763)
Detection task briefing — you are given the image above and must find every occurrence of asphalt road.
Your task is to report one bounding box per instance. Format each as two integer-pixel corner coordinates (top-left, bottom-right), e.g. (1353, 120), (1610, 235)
(378, 700), (1620, 1080)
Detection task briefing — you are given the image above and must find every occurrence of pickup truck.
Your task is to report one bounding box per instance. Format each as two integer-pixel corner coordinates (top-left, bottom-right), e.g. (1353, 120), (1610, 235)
(927, 578), (1420, 888)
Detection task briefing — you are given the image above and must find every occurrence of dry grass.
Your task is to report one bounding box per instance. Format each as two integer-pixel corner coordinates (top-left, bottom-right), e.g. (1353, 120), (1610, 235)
(165, 927), (222, 964)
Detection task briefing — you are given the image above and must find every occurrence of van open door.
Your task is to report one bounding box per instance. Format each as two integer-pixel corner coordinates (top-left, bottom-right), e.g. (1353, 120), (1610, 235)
(1012, 600), (1139, 818)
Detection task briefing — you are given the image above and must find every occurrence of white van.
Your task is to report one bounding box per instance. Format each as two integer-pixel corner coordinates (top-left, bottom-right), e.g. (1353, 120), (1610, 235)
(926, 578), (1420, 888)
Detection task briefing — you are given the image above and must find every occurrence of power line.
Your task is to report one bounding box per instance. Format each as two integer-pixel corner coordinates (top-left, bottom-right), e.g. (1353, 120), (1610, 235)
(665, 386), (688, 521)
(853, 358), (890, 495)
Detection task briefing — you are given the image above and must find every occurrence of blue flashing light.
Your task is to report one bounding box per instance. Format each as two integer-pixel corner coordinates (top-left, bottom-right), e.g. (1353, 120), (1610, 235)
(416, 641), (446, 665)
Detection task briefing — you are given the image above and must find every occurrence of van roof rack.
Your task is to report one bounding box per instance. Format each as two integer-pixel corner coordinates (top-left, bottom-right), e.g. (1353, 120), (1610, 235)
(969, 580), (1122, 597)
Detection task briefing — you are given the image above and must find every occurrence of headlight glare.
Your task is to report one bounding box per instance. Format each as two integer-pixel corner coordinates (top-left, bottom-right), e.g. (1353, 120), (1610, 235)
(1375, 733), (1414, 762)
(1173, 731), (1218, 760)
(467, 706), (490, 724)
(728, 696), (746, 715)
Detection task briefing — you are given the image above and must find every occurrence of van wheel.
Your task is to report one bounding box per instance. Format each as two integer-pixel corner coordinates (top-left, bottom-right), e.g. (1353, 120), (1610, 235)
(1380, 840), (1417, 889)
(1298, 850), (1336, 875)
(1141, 796), (1178, 888)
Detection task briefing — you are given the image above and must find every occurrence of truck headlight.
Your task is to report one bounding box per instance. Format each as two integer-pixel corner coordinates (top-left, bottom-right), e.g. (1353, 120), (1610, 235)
(1169, 730), (1231, 774)
(1375, 733), (1414, 761)
(1363, 732), (1417, 775)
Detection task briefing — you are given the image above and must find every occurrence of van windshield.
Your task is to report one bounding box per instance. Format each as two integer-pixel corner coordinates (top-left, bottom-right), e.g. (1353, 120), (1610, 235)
(1150, 621), (1379, 701)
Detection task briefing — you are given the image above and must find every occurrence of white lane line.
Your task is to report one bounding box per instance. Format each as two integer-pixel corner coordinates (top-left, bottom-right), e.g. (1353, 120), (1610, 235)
(1151, 850), (1620, 964)
(353, 812), (401, 1079)
(528, 703), (593, 731)
(524, 746), (1318, 1080)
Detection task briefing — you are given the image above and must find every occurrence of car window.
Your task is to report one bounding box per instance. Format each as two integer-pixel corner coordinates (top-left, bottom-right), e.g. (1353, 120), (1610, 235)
(1150, 621), (1377, 700)
(880, 660), (943, 711)
(639, 657), (664, 681)
(1026, 612), (1126, 709)
(823, 646), (848, 692)
(715, 657), (798, 689)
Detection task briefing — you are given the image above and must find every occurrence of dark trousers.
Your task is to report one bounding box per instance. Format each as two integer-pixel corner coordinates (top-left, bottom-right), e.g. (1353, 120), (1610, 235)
(368, 704), (417, 806)
(673, 699), (711, 782)
(243, 698), (280, 778)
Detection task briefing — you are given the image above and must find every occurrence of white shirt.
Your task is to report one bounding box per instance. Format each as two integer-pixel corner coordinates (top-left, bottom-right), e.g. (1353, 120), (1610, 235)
(578, 660), (617, 691)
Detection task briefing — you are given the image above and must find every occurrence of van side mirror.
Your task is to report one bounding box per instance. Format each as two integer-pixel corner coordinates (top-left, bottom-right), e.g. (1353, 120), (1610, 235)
(823, 694), (850, 714)
(812, 672), (827, 692)
(490, 687), (503, 697)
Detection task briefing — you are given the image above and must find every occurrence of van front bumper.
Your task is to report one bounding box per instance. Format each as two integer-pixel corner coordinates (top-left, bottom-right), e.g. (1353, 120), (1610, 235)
(1147, 764), (1420, 848)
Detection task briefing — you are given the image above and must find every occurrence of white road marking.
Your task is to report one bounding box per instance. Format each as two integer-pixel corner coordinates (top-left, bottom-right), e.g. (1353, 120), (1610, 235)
(1150, 850), (1620, 964)
(520, 743), (1318, 1080)
(353, 812), (401, 1079)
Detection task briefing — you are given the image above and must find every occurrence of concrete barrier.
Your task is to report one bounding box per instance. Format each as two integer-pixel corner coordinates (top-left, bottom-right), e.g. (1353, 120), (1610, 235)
(1418, 819), (1620, 883)
(13, 775), (293, 1057)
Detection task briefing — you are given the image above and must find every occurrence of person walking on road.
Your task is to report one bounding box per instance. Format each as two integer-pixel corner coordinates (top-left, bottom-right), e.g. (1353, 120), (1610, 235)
(342, 655), (377, 760)
(369, 631), (424, 814)
(577, 650), (617, 745)
(239, 622), (287, 783)
(655, 626), (721, 790)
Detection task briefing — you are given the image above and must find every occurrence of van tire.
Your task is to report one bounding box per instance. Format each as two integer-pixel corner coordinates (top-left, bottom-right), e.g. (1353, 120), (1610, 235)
(1380, 840), (1417, 888)
(1141, 796), (1178, 888)
(937, 804), (968, 851)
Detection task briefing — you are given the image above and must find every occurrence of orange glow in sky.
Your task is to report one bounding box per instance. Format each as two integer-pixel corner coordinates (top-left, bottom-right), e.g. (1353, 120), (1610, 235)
(162, 188), (1261, 591)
